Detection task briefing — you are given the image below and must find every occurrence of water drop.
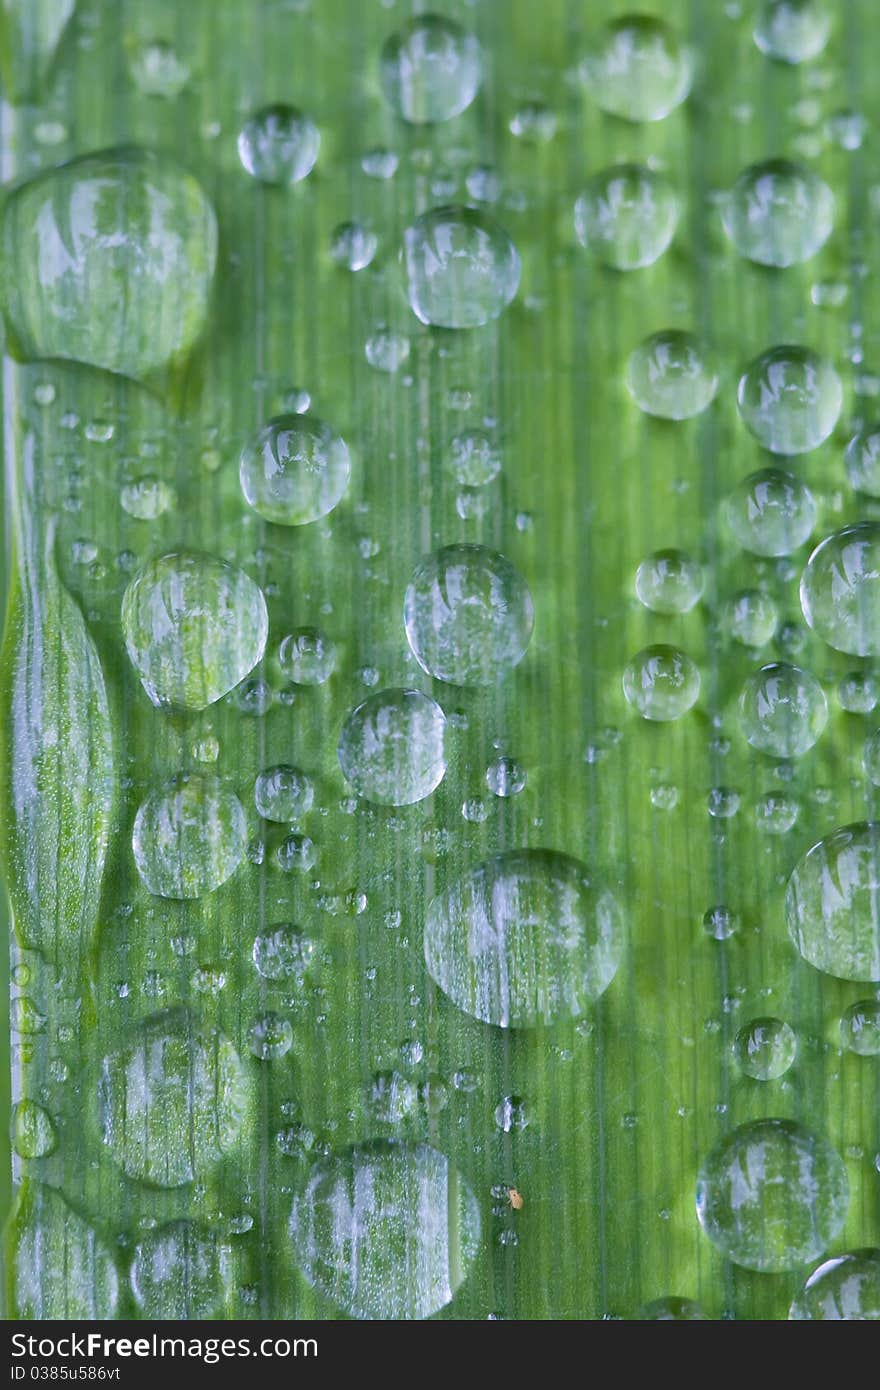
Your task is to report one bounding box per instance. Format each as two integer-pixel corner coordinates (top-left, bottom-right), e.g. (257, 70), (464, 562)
(574, 164), (679, 270)
(254, 765), (313, 822)
(465, 164), (501, 203)
(845, 424), (880, 497)
(128, 38), (190, 97)
(623, 645), (700, 721)
(249, 1012), (293, 1061)
(277, 627), (337, 685)
(721, 159), (833, 267)
(253, 925), (315, 982)
(790, 1250), (880, 1319)
(122, 552), (268, 709)
(509, 102), (557, 143)
(290, 1142), (481, 1319)
(329, 220), (377, 271)
(275, 833), (317, 873)
(755, 792), (799, 834)
(626, 330), (718, 420)
(734, 1017), (797, 1079)
(801, 524), (880, 656)
(726, 589), (779, 646)
(12, 1100), (56, 1158)
(120, 476), (174, 520)
(424, 849), (624, 1028)
(240, 415), (350, 526)
(132, 775), (247, 899)
(237, 105), (319, 184)
(739, 662), (827, 757)
(403, 205), (520, 328)
(708, 786), (740, 819)
(754, 0), (831, 64)
(839, 670), (878, 714)
(370, 1071), (417, 1124)
(486, 755), (526, 797)
(338, 688), (446, 806)
(580, 15), (691, 122)
(725, 468), (815, 556)
(635, 549), (703, 614)
(365, 327), (411, 373)
(99, 1009), (250, 1186)
(703, 905), (739, 940)
(696, 1119), (848, 1271)
(9, 1186), (119, 1318)
(131, 1221), (234, 1318)
(448, 429), (501, 486)
(380, 15), (481, 125)
(640, 1297), (708, 1320)
(404, 544), (534, 686)
(361, 147), (399, 179)
(826, 109), (867, 151)
(737, 346), (842, 454)
(840, 999), (880, 1056)
(786, 821), (880, 980)
(494, 1095), (529, 1133)
(1, 149), (216, 379)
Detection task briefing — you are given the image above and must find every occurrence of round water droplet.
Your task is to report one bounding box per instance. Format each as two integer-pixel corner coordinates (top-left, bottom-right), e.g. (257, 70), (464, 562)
(120, 476), (174, 520)
(12, 1100), (56, 1158)
(364, 327), (410, 373)
(739, 662), (828, 757)
(845, 425), (880, 498)
(404, 544), (534, 687)
(494, 1095), (529, 1133)
(448, 429), (501, 486)
(10, 1186), (119, 1318)
(338, 687), (447, 806)
(291, 1142), (481, 1319)
(721, 159), (834, 267)
(840, 999), (880, 1056)
(237, 105), (319, 184)
(240, 415), (350, 526)
(755, 791), (800, 834)
(623, 645), (700, 721)
(275, 832), (317, 873)
(122, 552), (267, 710)
(249, 1012), (293, 1061)
(424, 849), (624, 1028)
(801, 524), (880, 657)
(839, 670), (878, 714)
(370, 1071), (417, 1124)
(361, 147), (399, 179)
(574, 164), (679, 270)
(253, 924), (315, 982)
(277, 627), (336, 685)
(864, 729), (880, 784)
(329, 220), (377, 271)
(403, 205), (520, 328)
(380, 16), (481, 125)
(754, 0), (831, 64)
(133, 775), (247, 899)
(726, 589), (779, 646)
(128, 38), (190, 97)
(696, 1119), (848, 1271)
(1, 149), (216, 379)
(786, 822), (880, 981)
(254, 765), (314, 822)
(98, 1009), (250, 1186)
(737, 346), (842, 455)
(626, 330), (718, 420)
(486, 755), (526, 797)
(827, 108), (867, 151)
(131, 1221), (234, 1318)
(703, 905), (739, 940)
(790, 1250), (880, 1319)
(580, 15), (691, 122)
(640, 1297), (708, 1320)
(509, 101), (557, 143)
(635, 549), (703, 614)
(708, 786), (740, 819)
(725, 468), (816, 556)
(734, 1017), (797, 1079)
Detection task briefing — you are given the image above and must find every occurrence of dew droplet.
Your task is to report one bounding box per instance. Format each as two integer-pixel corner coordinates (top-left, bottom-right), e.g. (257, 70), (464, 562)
(703, 905), (740, 940)
(800, 524), (880, 657)
(635, 549), (703, 614)
(845, 424), (880, 498)
(404, 544), (534, 686)
(275, 833), (317, 873)
(737, 346), (842, 454)
(448, 429), (501, 486)
(626, 330), (718, 420)
(128, 38), (190, 98)
(254, 765), (314, 822)
(486, 755), (526, 797)
(380, 15), (481, 125)
(253, 924), (315, 982)
(734, 1017), (797, 1079)
(131, 1221), (234, 1318)
(839, 670), (879, 714)
(826, 109), (867, 151)
(725, 468), (816, 556)
(276, 627), (336, 686)
(237, 105), (319, 184)
(290, 1142), (481, 1319)
(786, 821), (880, 981)
(98, 1009), (250, 1186)
(721, 159), (834, 267)
(364, 327), (411, 373)
(370, 1071), (417, 1124)
(755, 791), (800, 834)
(790, 1250), (880, 1319)
(240, 415), (351, 526)
(132, 775), (247, 899)
(361, 147), (399, 180)
(249, 1012), (293, 1061)
(424, 849), (624, 1028)
(574, 164), (679, 270)
(329, 220), (377, 271)
(623, 645), (700, 721)
(726, 589), (779, 646)
(840, 999), (880, 1056)
(338, 688), (447, 806)
(509, 101), (557, 143)
(122, 552), (268, 710)
(696, 1119), (848, 1271)
(1, 149), (216, 379)
(739, 662), (828, 757)
(403, 205), (520, 328)
(494, 1095), (529, 1133)
(580, 15), (691, 122)
(120, 476), (174, 520)
(9, 1186), (119, 1318)
(754, 0), (831, 64)
(12, 1100), (57, 1158)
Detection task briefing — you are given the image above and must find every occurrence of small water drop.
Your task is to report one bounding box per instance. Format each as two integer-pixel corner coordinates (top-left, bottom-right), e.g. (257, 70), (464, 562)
(238, 105), (319, 184)
(249, 1012), (293, 1061)
(329, 220), (378, 271)
(721, 159), (833, 267)
(575, 164), (679, 270)
(120, 476), (174, 520)
(580, 15), (691, 122)
(240, 415), (350, 525)
(486, 755), (526, 797)
(128, 38), (190, 98)
(635, 549), (703, 614)
(254, 765), (314, 822)
(448, 429), (501, 486)
(365, 327), (411, 373)
(626, 330), (718, 420)
(380, 15), (481, 125)
(786, 821), (880, 980)
(623, 645), (700, 721)
(12, 1100), (57, 1158)
(790, 1250), (880, 1319)
(725, 468), (815, 556)
(754, 0), (831, 64)
(403, 205), (520, 328)
(338, 688), (447, 806)
(801, 524), (880, 656)
(277, 627), (337, 685)
(739, 662), (828, 757)
(734, 1017), (798, 1079)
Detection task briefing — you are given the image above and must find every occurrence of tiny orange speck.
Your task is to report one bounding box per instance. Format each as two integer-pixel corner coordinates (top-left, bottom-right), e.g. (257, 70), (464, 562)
(508, 1187), (524, 1211)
